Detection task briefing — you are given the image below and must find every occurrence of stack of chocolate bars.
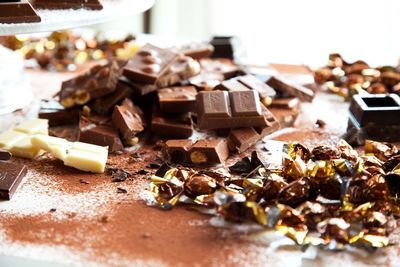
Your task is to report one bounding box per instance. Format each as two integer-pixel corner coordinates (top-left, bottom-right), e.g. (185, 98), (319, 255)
(0, 0), (103, 24)
(39, 42), (315, 164)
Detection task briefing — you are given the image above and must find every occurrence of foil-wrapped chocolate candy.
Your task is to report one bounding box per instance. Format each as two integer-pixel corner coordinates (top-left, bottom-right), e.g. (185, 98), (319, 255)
(312, 145), (341, 161)
(184, 173), (218, 198)
(365, 140), (398, 161)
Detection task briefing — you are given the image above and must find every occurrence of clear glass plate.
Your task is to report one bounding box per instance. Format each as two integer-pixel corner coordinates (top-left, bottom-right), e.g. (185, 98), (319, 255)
(0, 0), (155, 36)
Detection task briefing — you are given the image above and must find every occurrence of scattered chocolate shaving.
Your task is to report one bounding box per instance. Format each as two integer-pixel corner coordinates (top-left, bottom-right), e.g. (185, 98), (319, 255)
(79, 179), (89, 184)
(112, 172), (128, 183)
(120, 169), (133, 177)
(228, 156), (252, 174)
(50, 208), (57, 212)
(154, 163), (170, 177)
(316, 119), (326, 128)
(98, 215), (111, 223)
(117, 187), (127, 194)
(142, 233), (151, 238)
(135, 170), (149, 175)
(147, 163), (162, 169)
(106, 166), (119, 176)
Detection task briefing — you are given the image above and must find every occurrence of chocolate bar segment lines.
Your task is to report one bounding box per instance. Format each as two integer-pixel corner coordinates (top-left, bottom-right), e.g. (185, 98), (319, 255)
(196, 90), (268, 130)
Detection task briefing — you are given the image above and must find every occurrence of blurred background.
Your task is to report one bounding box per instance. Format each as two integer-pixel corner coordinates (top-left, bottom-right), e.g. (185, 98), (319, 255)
(94, 0), (400, 67)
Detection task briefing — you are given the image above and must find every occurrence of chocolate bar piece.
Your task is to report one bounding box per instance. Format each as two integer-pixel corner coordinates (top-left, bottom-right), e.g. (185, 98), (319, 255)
(0, 149), (12, 161)
(158, 86), (197, 113)
(92, 82), (133, 115)
(0, 161), (27, 200)
(32, 0), (103, 10)
(112, 98), (144, 144)
(210, 36), (246, 59)
(350, 94), (400, 126)
(60, 61), (120, 108)
(266, 76), (315, 102)
(196, 90), (268, 130)
(188, 71), (224, 91)
(165, 139), (229, 165)
(237, 75), (276, 100)
(0, 119), (48, 159)
(216, 74), (276, 101)
(164, 139), (192, 163)
(270, 97), (300, 110)
(268, 98), (301, 128)
(344, 94), (400, 145)
(227, 107), (280, 153)
(199, 58), (243, 79)
(32, 134), (108, 173)
(123, 44), (180, 84)
(178, 42), (214, 59)
(0, 0), (41, 24)
(78, 114), (123, 152)
(151, 107), (193, 138)
(121, 55), (200, 96)
(38, 100), (80, 126)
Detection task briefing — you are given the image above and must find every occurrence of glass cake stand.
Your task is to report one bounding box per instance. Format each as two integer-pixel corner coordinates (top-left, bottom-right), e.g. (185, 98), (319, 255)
(0, 0), (154, 115)
(0, 0), (155, 36)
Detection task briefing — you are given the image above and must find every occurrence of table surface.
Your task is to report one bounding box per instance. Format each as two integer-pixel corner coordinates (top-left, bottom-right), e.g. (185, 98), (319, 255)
(0, 65), (398, 267)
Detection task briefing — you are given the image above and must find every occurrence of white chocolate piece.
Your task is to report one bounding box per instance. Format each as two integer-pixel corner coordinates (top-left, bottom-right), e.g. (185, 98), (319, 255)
(64, 149), (107, 173)
(14, 118), (49, 135)
(9, 135), (44, 159)
(0, 130), (26, 149)
(31, 135), (69, 161)
(31, 134), (108, 173)
(0, 118), (49, 159)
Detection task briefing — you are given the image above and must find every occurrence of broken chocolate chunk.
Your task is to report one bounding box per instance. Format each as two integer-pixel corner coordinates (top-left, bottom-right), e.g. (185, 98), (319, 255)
(0, 161), (28, 200)
(78, 113), (123, 152)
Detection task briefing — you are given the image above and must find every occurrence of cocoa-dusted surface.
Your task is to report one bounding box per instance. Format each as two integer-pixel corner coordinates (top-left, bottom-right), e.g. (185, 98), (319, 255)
(1, 67), (399, 267)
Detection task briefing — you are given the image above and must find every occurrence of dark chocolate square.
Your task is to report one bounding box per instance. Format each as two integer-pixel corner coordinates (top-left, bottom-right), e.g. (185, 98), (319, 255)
(349, 94), (400, 126)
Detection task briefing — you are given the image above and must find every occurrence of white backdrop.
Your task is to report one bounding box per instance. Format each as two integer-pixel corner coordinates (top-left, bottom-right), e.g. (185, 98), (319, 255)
(150, 0), (400, 67)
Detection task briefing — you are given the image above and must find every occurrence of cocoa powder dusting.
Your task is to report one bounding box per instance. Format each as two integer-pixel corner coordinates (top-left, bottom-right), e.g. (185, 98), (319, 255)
(1, 69), (399, 267)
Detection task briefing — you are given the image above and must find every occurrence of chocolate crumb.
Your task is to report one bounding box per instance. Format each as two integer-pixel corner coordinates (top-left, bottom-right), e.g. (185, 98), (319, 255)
(50, 208), (57, 212)
(112, 172), (128, 182)
(117, 187), (127, 193)
(106, 166), (119, 175)
(155, 163), (170, 177)
(135, 169), (149, 175)
(66, 212), (77, 218)
(153, 140), (165, 150)
(147, 163), (161, 169)
(131, 152), (141, 159)
(98, 215), (111, 223)
(79, 179), (89, 184)
(142, 233), (151, 238)
(131, 151), (147, 159)
(120, 169), (133, 177)
(316, 119), (326, 128)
